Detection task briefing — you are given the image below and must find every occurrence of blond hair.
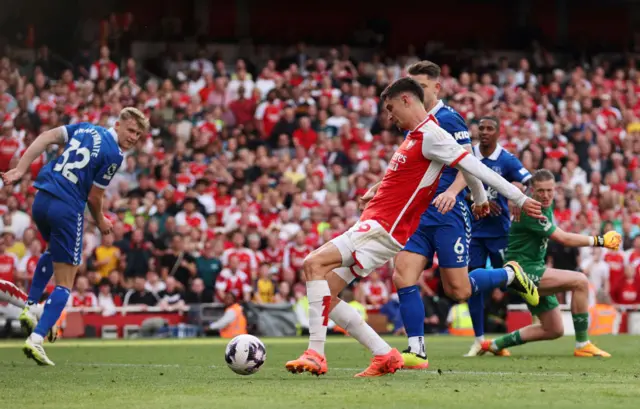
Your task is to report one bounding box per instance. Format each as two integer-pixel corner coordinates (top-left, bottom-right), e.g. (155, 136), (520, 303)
(118, 107), (149, 133)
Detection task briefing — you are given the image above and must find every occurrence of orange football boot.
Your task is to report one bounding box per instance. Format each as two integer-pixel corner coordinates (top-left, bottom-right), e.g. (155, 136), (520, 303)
(285, 349), (328, 376)
(354, 348), (404, 378)
(480, 340), (511, 357)
(574, 342), (611, 357)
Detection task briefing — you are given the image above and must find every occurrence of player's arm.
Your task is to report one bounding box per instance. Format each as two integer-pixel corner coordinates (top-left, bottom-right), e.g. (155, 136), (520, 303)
(358, 181), (381, 210)
(88, 185), (111, 235)
(550, 227), (622, 250)
(422, 129), (542, 219)
(432, 144), (472, 214)
(90, 154), (124, 235)
(1, 127), (67, 184)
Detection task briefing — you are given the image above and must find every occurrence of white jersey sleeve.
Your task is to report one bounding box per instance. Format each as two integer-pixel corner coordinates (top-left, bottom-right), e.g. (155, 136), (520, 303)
(420, 122), (487, 203)
(420, 122), (469, 166)
(456, 155), (528, 207)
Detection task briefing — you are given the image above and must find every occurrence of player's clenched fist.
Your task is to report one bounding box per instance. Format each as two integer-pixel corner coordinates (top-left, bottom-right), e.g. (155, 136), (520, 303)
(98, 218), (113, 235)
(471, 202), (490, 219)
(522, 198), (543, 220)
(595, 231), (622, 250)
(358, 184), (379, 210)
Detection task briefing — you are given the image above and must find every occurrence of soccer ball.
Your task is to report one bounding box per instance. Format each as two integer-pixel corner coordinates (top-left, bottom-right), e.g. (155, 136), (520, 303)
(224, 334), (267, 375)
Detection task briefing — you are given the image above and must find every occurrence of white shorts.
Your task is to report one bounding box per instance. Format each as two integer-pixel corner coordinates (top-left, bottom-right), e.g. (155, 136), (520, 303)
(330, 219), (403, 284)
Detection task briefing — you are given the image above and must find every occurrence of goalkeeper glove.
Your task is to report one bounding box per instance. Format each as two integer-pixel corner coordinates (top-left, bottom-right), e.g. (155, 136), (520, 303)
(593, 231), (622, 250)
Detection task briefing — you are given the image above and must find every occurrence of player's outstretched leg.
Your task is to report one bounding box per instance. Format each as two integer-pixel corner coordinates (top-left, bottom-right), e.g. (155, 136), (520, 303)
(468, 261), (538, 307)
(19, 250), (53, 334)
(23, 262), (75, 366)
(464, 261), (538, 356)
(285, 244), (343, 376)
(327, 271), (403, 377)
(393, 251), (429, 370)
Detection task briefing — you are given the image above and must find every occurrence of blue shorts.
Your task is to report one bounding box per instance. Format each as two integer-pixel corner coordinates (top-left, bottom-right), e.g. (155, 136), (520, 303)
(469, 236), (508, 269)
(32, 191), (85, 266)
(403, 200), (471, 268)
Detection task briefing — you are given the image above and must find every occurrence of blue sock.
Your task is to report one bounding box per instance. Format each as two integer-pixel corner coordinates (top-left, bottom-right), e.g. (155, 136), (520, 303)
(33, 286), (70, 338)
(467, 290), (486, 338)
(397, 285), (426, 355)
(468, 268), (508, 295)
(27, 251), (54, 304)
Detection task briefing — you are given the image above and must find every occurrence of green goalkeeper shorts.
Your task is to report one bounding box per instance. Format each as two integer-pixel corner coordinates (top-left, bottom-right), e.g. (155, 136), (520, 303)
(519, 263), (559, 316)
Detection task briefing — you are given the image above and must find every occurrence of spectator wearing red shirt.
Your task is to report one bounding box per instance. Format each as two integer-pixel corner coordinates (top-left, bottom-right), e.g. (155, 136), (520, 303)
(229, 86), (257, 126)
(0, 121), (21, 172)
(215, 255), (252, 302)
(283, 231), (312, 275)
(221, 231), (258, 276)
(361, 271), (389, 310)
(292, 116), (318, 151)
(68, 276), (98, 308)
(90, 45), (119, 81)
(0, 234), (17, 283)
(611, 267), (640, 304)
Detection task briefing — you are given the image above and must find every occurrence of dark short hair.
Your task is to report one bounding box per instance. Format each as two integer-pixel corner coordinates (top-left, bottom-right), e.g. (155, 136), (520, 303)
(380, 77), (424, 103)
(479, 116), (500, 129)
(407, 60), (441, 78)
(531, 169), (555, 185)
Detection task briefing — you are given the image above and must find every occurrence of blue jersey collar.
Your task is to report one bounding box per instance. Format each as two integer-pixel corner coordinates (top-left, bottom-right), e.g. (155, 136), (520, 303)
(473, 144), (503, 161)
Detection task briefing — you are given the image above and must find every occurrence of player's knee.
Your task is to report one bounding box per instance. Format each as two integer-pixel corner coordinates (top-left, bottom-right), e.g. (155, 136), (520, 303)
(545, 324), (564, 340)
(444, 280), (472, 301)
(574, 274), (589, 293)
(302, 255), (325, 281)
(392, 270), (414, 289)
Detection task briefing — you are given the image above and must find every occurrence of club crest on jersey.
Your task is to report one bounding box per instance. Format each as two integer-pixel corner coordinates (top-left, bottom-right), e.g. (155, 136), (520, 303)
(491, 166), (502, 175)
(406, 139), (417, 150)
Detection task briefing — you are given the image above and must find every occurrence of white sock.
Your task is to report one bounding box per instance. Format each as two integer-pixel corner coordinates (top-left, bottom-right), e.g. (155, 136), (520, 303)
(475, 335), (485, 343)
(505, 266), (515, 285)
(307, 280), (331, 356)
(29, 333), (44, 344)
(408, 336), (426, 356)
(330, 300), (391, 356)
(576, 341), (589, 348)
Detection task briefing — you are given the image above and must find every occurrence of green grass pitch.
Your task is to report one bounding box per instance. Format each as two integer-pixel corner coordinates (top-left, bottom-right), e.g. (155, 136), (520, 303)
(1, 335), (638, 409)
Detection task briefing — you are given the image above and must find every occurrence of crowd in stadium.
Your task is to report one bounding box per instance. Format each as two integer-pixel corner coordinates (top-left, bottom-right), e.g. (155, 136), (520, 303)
(0, 35), (639, 334)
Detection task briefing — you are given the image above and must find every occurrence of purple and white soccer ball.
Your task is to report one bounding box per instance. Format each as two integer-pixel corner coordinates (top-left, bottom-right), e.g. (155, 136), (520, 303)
(225, 334), (267, 375)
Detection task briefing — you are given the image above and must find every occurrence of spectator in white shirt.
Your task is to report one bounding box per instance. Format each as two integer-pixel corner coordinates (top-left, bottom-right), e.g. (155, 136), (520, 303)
(580, 247), (610, 302)
(189, 48), (215, 77)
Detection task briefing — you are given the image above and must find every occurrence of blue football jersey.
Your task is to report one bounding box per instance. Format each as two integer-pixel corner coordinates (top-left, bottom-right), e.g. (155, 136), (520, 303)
(34, 123), (124, 211)
(418, 101), (471, 226)
(471, 145), (531, 238)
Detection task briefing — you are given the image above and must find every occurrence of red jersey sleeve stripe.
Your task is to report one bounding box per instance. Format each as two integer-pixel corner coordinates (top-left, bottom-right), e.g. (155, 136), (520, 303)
(449, 151), (469, 168)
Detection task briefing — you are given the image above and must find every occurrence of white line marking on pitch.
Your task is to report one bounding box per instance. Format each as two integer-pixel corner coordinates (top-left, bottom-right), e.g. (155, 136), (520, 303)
(61, 362), (574, 377)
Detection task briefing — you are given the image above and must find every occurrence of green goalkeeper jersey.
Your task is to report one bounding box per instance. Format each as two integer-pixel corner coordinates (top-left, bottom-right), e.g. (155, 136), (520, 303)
(504, 203), (556, 267)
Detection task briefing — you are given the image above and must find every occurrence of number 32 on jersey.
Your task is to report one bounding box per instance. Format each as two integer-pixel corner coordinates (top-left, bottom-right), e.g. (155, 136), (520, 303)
(53, 139), (91, 184)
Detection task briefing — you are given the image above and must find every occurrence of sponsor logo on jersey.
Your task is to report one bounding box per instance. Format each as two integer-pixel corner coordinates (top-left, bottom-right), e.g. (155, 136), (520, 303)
(389, 152), (407, 171)
(453, 131), (470, 141)
(103, 163), (118, 180)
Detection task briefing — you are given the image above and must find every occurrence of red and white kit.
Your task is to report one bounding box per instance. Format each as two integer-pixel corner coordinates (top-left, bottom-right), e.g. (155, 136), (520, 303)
(331, 115), (526, 283)
(331, 115), (468, 282)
